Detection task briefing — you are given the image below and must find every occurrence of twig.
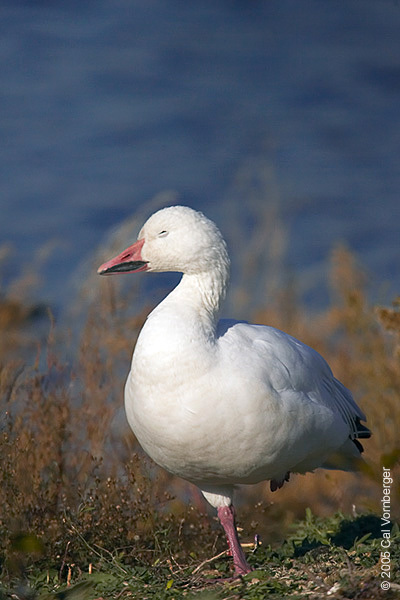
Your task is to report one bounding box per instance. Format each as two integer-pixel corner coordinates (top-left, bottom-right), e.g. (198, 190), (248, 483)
(192, 550), (228, 574)
(66, 518), (128, 575)
(59, 540), (71, 582)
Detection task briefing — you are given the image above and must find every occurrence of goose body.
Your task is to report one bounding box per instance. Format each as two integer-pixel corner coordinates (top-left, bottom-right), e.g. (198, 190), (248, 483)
(98, 205), (370, 575)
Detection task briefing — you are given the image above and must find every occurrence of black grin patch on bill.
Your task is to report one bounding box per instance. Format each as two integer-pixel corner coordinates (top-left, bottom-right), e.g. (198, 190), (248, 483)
(100, 261), (148, 274)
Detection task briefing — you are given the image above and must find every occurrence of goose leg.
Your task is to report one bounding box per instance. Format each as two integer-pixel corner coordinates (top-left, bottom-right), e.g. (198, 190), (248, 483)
(217, 505), (252, 576)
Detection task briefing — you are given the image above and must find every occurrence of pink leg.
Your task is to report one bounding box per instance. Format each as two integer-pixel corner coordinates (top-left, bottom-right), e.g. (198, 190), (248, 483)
(217, 505), (252, 576)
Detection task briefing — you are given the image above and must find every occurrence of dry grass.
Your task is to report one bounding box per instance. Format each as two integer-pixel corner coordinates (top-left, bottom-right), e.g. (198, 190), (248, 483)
(0, 219), (399, 594)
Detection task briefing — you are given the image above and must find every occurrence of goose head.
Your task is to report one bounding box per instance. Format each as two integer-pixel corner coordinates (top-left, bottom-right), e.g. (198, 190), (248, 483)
(98, 206), (230, 278)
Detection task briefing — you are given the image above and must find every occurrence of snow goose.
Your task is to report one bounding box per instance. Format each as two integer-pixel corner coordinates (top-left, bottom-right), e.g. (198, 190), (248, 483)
(98, 205), (370, 576)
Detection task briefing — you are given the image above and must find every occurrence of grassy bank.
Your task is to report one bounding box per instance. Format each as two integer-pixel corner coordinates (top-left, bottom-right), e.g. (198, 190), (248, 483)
(1, 511), (399, 599)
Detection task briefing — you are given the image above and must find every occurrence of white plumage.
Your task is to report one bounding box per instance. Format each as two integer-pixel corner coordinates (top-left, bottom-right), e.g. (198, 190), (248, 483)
(98, 205), (370, 576)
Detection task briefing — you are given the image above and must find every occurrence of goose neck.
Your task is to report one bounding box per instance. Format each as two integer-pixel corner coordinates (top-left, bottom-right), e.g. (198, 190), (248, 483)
(167, 266), (229, 324)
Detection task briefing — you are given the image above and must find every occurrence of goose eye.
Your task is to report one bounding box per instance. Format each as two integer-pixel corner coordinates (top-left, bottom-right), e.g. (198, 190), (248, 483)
(158, 230), (168, 238)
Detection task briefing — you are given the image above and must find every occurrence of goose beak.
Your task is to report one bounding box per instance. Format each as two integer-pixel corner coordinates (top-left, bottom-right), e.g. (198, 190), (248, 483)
(97, 238), (148, 275)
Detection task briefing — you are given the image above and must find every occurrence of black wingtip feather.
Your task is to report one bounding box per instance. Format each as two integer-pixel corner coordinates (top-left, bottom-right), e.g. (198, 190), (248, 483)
(354, 416), (372, 439)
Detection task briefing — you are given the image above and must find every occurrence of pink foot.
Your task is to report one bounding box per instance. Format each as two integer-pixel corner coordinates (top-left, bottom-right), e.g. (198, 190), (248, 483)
(217, 505), (252, 576)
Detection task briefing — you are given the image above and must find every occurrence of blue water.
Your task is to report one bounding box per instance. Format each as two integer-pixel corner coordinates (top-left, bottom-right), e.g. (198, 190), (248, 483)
(1, 0), (399, 316)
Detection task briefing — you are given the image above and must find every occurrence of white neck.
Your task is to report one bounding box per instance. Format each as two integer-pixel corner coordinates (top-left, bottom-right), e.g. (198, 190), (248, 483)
(133, 244), (230, 378)
(135, 265), (229, 369)
(130, 263), (228, 412)
(166, 265), (229, 323)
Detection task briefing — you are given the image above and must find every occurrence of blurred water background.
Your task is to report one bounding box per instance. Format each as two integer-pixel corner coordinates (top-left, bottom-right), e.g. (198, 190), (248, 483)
(1, 0), (399, 322)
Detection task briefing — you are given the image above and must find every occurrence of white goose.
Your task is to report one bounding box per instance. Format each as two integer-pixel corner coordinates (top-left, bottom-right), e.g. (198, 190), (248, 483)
(98, 205), (370, 576)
